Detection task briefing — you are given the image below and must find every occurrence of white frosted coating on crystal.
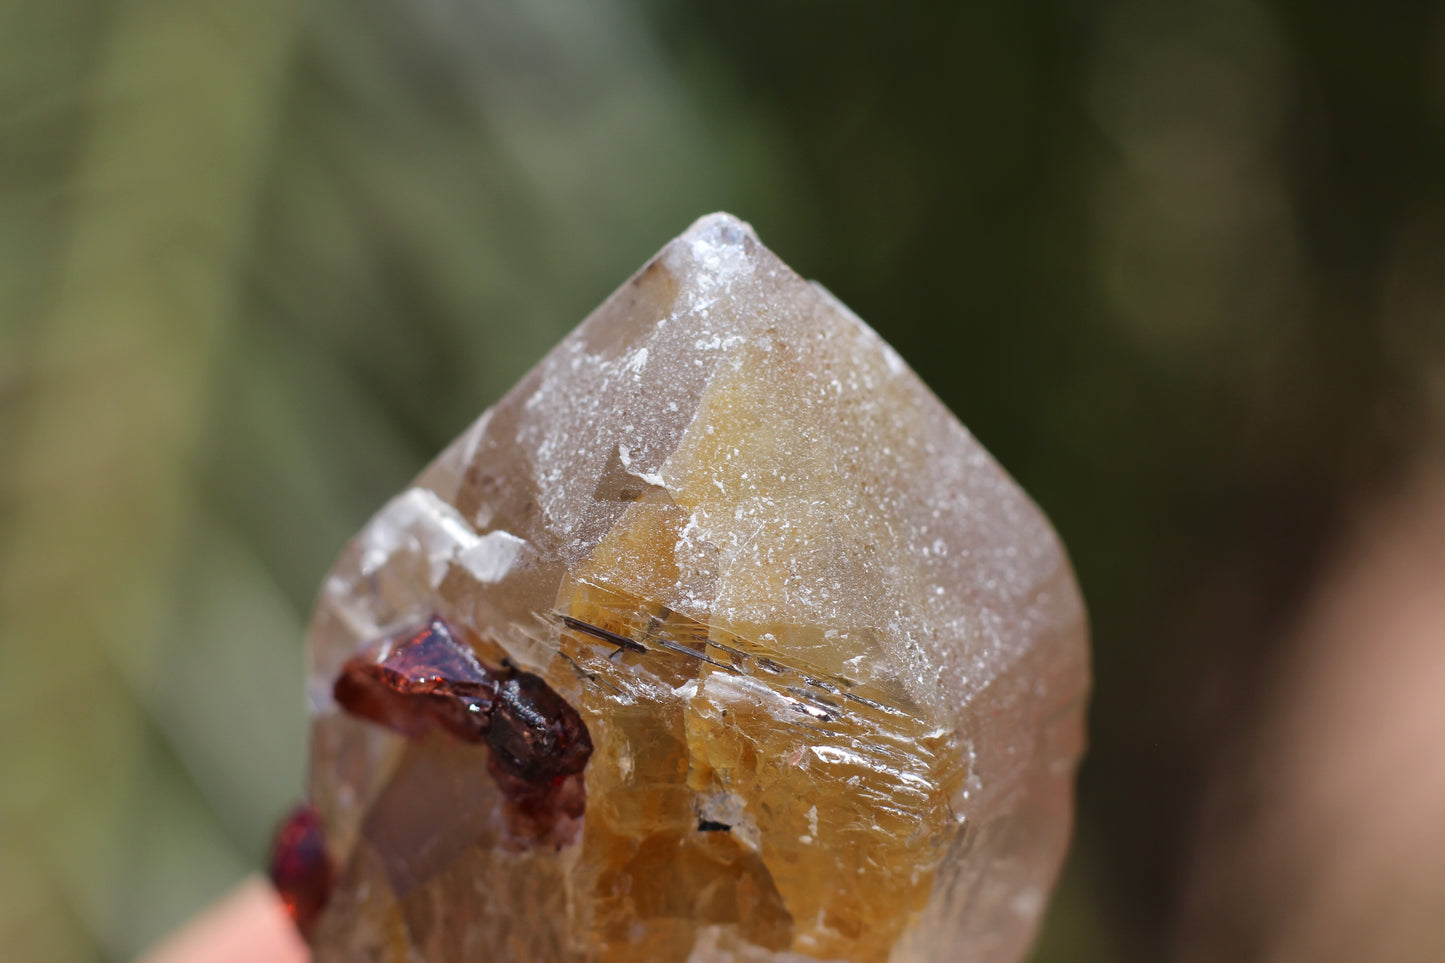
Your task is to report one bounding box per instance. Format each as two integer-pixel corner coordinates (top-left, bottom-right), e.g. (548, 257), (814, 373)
(458, 530), (528, 583)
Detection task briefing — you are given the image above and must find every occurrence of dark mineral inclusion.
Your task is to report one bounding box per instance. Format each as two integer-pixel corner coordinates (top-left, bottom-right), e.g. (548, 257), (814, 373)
(270, 616), (594, 932)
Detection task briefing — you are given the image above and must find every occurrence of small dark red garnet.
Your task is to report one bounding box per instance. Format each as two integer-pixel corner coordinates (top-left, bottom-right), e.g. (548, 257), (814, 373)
(333, 616), (593, 808)
(487, 671), (593, 785)
(268, 803), (333, 939)
(333, 618), (498, 741)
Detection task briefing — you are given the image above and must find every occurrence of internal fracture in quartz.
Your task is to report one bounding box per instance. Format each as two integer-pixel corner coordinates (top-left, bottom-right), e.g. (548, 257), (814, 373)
(297, 213), (1090, 963)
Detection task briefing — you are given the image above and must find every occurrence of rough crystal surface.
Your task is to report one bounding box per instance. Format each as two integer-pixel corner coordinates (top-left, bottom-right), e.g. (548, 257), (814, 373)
(302, 213), (1090, 963)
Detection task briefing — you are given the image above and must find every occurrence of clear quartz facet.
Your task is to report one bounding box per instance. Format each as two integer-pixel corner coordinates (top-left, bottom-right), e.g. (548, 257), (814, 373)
(302, 213), (1090, 963)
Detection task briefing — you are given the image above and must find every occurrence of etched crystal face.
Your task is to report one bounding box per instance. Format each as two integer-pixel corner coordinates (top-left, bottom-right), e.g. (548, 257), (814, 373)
(296, 213), (1090, 962)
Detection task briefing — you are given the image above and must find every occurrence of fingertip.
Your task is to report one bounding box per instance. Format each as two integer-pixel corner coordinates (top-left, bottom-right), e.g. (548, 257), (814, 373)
(141, 877), (309, 963)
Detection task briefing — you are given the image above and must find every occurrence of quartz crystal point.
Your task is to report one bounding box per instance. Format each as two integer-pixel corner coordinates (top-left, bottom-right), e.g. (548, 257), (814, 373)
(301, 213), (1089, 963)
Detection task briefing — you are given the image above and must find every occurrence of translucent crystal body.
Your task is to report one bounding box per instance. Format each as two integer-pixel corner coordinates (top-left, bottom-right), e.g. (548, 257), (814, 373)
(303, 214), (1089, 963)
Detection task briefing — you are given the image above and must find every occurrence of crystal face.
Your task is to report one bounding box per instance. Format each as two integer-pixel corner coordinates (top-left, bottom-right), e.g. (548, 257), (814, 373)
(301, 213), (1090, 962)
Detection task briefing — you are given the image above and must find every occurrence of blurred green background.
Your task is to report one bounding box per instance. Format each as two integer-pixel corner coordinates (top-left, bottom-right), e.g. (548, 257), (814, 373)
(2, 1), (1443, 961)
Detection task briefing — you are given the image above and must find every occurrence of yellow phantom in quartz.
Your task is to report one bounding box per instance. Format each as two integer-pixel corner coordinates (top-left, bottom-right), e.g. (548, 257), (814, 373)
(302, 214), (1089, 963)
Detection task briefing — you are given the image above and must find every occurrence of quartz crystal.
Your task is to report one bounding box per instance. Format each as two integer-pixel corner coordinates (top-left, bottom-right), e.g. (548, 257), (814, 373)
(296, 213), (1089, 963)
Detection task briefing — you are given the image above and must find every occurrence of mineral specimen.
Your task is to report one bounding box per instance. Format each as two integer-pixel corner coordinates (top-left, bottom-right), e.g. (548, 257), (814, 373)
(297, 213), (1090, 962)
(268, 804), (333, 939)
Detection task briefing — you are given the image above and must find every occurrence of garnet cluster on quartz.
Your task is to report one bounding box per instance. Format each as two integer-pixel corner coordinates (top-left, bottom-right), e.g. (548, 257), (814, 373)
(288, 214), (1090, 963)
(333, 617), (592, 799)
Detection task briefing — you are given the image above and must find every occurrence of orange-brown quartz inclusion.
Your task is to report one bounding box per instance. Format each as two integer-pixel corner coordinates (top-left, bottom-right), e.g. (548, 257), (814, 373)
(303, 214), (1089, 963)
(560, 572), (963, 962)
